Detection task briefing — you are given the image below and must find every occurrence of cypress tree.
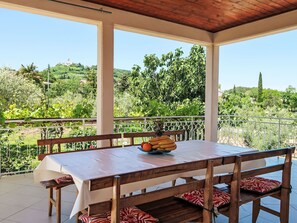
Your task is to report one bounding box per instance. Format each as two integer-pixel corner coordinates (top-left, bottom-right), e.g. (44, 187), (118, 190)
(257, 72), (263, 103)
(233, 85), (236, 94)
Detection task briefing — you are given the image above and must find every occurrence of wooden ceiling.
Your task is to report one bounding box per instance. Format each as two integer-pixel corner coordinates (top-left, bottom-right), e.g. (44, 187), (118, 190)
(83, 0), (297, 32)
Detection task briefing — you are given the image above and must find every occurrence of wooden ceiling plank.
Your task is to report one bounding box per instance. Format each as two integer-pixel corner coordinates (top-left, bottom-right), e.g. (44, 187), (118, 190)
(211, 0), (268, 23)
(123, 0), (221, 31)
(270, 0), (293, 8)
(188, 1), (241, 21)
(284, 0), (297, 6)
(256, 0), (287, 12)
(184, 0), (254, 30)
(239, 0), (273, 14)
(85, 0), (194, 29)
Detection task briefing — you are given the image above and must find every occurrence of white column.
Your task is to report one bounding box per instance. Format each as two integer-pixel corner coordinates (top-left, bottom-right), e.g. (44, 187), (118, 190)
(96, 22), (114, 135)
(205, 45), (219, 142)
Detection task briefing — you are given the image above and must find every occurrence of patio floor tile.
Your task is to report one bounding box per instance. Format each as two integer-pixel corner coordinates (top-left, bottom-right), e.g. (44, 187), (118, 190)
(0, 183), (22, 196)
(0, 191), (41, 207)
(5, 208), (69, 223)
(0, 203), (27, 219)
(0, 220), (19, 223)
(30, 199), (75, 216)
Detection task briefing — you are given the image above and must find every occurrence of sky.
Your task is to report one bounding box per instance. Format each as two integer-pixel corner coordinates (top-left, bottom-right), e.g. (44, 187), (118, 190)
(0, 8), (296, 91)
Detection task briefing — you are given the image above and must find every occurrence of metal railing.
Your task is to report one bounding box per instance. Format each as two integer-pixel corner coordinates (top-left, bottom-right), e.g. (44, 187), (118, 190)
(113, 116), (205, 140)
(0, 115), (296, 175)
(218, 115), (297, 151)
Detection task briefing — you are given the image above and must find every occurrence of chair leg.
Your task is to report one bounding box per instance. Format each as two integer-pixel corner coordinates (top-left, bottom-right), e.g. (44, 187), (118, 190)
(252, 199), (260, 223)
(76, 211), (81, 223)
(56, 188), (61, 223)
(172, 180), (176, 187)
(48, 188), (53, 216)
(280, 189), (290, 223)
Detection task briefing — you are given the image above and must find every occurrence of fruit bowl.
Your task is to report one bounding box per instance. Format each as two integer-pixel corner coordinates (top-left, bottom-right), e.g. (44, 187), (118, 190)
(138, 147), (171, 154)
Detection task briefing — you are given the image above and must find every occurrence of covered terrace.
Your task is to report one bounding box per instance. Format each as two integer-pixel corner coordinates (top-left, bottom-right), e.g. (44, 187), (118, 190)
(0, 0), (297, 223)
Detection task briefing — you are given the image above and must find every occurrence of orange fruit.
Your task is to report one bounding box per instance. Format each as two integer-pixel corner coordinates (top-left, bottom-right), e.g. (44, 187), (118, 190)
(142, 142), (152, 152)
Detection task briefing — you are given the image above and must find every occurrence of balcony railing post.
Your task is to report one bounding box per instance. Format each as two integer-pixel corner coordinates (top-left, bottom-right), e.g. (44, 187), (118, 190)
(83, 119), (86, 149)
(278, 118), (281, 148)
(228, 115), (231, 144)
(190, 116), (194, 140)
(144, 117), (147, 132)
(0, 145), (2, 178)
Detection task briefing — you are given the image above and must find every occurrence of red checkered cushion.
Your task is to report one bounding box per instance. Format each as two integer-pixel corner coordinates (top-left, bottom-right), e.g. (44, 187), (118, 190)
(240, 177), (281, 194)
(176, 188), (230, 208)
(79, 206), (158, 223)
(54, 175), (74, 184)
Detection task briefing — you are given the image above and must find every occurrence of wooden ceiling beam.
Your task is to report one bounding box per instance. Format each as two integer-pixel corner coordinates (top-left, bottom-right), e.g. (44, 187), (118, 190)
(214, 9), (297, 45)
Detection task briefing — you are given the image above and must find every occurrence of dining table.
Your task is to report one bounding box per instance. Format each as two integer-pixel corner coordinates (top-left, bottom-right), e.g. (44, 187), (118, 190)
(33, 140), (266, 218)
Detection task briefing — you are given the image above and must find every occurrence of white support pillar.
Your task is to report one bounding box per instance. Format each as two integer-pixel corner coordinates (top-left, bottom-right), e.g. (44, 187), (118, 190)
(96, 22), (114, 135)
(205, 45), (219, 142)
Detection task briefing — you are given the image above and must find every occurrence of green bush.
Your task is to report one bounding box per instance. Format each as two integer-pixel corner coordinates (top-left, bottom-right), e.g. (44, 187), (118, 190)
(0, 144), (38, 173)
(241, 121), (286, 151)
(66, 127), (97, 150)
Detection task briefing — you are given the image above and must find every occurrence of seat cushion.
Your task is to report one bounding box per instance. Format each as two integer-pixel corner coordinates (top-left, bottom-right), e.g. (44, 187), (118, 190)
(54, 175), (74, 184)
(79, 206), (159, 223)
(176, 188), (230, 208)
(240, 176), (281, 194)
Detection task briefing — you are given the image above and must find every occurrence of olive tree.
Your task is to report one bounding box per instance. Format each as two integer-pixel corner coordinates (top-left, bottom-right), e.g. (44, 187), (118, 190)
(0, 67), (43, 110)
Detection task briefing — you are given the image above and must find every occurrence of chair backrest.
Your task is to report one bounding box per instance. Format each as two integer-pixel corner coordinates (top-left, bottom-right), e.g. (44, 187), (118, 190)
(37, 133), (122, 160)
(123, 130), (185, 146)
(237, 147), (294, 185)
(87, 155), (240, 223)
(225, 146), (295, 222)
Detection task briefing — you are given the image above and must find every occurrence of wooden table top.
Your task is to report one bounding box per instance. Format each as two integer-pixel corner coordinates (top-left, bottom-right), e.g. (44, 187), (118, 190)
(45, 140), (255, 182)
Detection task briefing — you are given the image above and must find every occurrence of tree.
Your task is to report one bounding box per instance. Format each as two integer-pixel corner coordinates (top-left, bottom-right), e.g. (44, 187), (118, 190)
(282, 86), (297, 112)
(233, 85), (236, 94)
(0, 99), (4, 125)
(17, 63), (42, 86)
(219, 91), (252, 115)
(116, 72), (129, 93)
(257, 72), (263, 103)
(0, 67), (43, 110)
(127, 45), (206, 115)
(86, 67), (97, 96)
(262, 89), (282, 108)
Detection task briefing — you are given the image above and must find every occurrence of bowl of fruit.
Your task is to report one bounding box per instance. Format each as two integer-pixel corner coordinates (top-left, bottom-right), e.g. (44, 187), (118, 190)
(139, 135), (177, 154)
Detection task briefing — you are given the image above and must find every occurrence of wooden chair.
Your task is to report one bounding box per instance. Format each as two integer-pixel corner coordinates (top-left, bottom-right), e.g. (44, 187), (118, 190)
(77, 154), (244, 223)
(37, 133), (122, 223)
(79, 158), (219, 223)
(217, 147), (295, 223)
(123, 130), (185, 146)
(37, 133), (122, 160)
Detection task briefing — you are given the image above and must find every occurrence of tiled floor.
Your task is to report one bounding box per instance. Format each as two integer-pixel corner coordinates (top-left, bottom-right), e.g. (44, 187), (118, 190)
(0, 157), (296, 223)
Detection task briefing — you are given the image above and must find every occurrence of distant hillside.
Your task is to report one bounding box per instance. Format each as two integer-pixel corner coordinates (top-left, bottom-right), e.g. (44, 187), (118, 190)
(40, 63), (130, 81)
(114, 68), (130, 79)
(224, 86), (255, 94)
